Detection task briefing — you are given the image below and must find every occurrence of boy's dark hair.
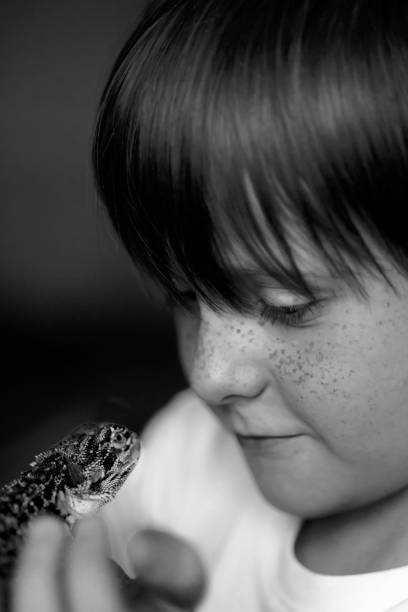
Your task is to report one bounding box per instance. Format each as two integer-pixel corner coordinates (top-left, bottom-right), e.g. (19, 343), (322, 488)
(93, 0), (408, 310)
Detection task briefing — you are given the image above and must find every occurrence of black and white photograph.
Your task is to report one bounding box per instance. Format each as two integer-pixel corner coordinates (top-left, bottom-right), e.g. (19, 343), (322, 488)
(2, 2), (408, 611)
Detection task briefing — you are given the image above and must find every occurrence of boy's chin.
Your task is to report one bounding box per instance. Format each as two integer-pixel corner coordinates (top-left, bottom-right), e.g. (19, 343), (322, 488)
(246, 461), (352, 520)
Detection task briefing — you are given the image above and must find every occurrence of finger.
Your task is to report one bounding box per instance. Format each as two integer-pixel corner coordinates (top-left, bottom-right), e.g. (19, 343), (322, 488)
(127, 529), (206, 610)
(65, 517), (125, 612)
(12, 515), (68, 612)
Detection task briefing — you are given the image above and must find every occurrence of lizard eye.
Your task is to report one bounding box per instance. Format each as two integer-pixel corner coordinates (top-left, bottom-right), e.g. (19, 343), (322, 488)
(112, 432), (126, 447)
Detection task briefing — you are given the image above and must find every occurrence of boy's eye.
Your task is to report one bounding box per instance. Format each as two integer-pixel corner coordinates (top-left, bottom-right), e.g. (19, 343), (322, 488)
(164, 287), (325, 327)
(258, 299), (325, 327)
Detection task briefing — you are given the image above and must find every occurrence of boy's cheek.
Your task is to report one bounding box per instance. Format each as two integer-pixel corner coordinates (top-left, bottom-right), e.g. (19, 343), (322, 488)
(280, 359), (408, 470)
(174, 312), (198, 378)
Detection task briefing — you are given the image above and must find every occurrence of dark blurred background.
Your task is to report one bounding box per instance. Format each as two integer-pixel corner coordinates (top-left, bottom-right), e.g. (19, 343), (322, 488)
(1, 0), (185, 484)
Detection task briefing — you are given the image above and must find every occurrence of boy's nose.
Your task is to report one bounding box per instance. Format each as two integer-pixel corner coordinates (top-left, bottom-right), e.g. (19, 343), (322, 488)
(186, 305), (268, 407)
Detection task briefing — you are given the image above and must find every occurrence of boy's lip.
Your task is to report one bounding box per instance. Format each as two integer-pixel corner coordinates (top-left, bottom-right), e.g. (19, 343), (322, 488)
(235, 433), (304, 452)
(211, 404), (306, 438)
(228, 417), (305, 439)
(235, 432), (303, 441)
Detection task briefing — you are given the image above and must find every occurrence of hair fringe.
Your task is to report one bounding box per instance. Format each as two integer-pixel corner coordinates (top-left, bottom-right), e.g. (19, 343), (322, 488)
(93, 0), (408, 309)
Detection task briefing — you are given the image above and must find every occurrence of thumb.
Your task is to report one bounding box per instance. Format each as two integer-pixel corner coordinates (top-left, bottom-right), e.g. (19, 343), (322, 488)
(126, 529), (207, 609)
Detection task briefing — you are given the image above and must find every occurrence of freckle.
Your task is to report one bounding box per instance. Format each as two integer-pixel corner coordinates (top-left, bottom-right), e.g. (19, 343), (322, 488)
(236, 328), (241, 334)
(316, 352), (324, 363)
(386, 302), (390, 308)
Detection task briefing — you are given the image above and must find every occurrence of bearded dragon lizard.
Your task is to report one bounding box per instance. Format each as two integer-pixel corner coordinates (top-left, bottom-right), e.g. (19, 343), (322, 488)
(0, 421), (141, 586)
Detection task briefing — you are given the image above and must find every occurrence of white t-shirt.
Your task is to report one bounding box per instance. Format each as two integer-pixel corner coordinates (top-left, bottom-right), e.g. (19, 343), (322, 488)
(99, 389), (408, 612)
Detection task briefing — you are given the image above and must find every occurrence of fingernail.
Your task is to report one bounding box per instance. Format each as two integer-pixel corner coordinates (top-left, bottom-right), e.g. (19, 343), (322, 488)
(73, 518), (108, 558)
(28, 516), (64, 540)
(75, 517), (103, 538)
(127, 531), (153, 570)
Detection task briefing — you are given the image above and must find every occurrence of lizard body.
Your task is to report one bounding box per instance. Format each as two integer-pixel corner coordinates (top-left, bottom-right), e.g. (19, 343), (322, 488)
(0, 422), (141, 581)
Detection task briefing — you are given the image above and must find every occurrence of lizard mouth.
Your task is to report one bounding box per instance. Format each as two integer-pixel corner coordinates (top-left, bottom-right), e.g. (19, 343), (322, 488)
(119, 439), (142, 476)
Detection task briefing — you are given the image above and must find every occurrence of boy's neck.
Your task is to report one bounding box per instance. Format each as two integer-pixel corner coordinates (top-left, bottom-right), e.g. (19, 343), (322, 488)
(295, 487), (408, 575)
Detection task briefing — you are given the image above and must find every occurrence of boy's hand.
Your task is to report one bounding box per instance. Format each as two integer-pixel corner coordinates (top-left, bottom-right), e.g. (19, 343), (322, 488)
(9, 516), (206, 612)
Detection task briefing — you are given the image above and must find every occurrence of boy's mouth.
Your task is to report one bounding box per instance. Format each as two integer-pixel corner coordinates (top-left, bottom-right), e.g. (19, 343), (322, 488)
(235, 433), (304, 453)
(235, 433), (301, 439)
(210, 403), (307, 440)
(235, 433), (303, 442)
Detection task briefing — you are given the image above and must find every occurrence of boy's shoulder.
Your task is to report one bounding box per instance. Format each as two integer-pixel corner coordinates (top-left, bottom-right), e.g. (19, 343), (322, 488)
(142, 388), (242, 466)
(101, 389), (291, 569)
(100, 389), (301, 610)
(140, 388), (261, 512)
(142, 388), (219, 440)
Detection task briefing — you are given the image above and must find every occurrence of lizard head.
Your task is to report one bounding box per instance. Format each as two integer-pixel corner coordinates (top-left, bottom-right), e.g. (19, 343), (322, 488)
(56, 422), (142, 515)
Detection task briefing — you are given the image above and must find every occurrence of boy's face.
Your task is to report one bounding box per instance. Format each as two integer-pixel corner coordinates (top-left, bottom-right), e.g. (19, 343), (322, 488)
(173, 249), (408, 518)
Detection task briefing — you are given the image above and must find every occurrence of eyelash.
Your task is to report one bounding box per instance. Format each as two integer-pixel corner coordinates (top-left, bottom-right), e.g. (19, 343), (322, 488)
(166, 290), (323, 328)
(258, 300), (322, 327)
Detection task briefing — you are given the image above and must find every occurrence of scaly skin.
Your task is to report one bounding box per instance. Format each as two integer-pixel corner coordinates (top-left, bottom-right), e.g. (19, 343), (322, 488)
(0, 422), (141, 581)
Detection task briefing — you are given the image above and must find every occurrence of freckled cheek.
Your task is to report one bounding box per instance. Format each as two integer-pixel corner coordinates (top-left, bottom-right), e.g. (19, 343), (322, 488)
(268, 339), (397, 453)
(264, 335), (358, 424)
(265, 340), (325, 391)
(174, 312), (218, 380)
(174, 313), (197, 377)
